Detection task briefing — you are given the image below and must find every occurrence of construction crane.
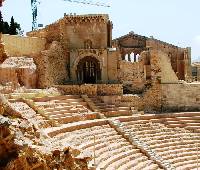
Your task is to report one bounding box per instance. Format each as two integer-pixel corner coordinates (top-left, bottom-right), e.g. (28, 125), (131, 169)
(31, 0), (110, 30)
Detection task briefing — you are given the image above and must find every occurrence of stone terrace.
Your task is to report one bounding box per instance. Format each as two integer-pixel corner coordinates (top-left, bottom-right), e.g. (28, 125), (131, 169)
(4, 92), (200, 170)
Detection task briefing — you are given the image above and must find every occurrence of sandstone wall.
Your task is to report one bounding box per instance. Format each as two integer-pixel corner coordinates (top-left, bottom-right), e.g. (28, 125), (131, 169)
(107, 51), (119, 82)
(118, 60), (145, 92)
(59, 14), (109, 49)
(0, 33), (8, 63)
(143, 82), (162, 113)
(27, 23), (61, 44)
(149, 49), (178, 83)
(162, 83), (200, 112)
(147, 38), (191, 80)
(0, 57), (37, 88)
(54, 84), (123, 96)
(2, 34), (46, 57)
(121, 94), (143, 110)
(27, 14), (110, 49)
(34, 41), (68, 88)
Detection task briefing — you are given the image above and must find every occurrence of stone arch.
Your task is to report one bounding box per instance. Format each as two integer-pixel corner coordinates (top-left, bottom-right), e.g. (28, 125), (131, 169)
(71, 53), (102, 83)
(77, 56), (101, 83)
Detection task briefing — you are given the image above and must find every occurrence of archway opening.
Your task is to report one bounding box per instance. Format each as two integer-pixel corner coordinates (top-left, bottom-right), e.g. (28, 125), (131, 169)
(77, 56), (101, 84)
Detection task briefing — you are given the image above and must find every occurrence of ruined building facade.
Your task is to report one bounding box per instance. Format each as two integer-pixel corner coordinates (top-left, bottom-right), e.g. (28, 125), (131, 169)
(0, 14), (192, 89)
(1, 14), (197, 113)
(25, 14), (119, 87)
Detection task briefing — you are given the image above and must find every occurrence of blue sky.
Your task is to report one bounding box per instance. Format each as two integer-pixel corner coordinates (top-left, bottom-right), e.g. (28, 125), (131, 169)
(1, 0), (200, 60)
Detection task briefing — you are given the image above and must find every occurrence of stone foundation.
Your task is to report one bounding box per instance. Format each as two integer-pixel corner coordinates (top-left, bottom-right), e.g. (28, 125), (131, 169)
(54, 84), (123, 96)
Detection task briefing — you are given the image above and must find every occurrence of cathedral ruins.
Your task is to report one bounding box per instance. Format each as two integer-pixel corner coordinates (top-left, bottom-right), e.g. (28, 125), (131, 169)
(0, 12), (200, 170)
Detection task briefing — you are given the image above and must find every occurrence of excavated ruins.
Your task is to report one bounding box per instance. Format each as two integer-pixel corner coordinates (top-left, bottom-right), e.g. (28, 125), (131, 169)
(0, 12), (200, 170)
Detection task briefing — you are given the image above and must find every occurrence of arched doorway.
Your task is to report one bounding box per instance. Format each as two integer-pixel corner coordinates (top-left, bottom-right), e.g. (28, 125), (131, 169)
(77, 56), (101, 84)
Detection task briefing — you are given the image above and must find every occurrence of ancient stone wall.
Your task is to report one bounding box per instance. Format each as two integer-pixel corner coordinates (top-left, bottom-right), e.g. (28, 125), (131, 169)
(121, 94), (143, 110)
(143, 82), (162, 113)
(27, 14), (110, 50)
(59, 14), (109, 49)
(2, 34), (46, 57)
(162, 83), (200, 112)
(34, 41), (68, 88)
(27, 23), (61, 44)
(107, 50), (119, 82)
(0, 33), (8, 63)
(118, 60), (145, 93)
(0, 57), (37, 88)
(54, 84), (123, 96)
(149, 49), (178, 83)
(147, 38), (191, 81)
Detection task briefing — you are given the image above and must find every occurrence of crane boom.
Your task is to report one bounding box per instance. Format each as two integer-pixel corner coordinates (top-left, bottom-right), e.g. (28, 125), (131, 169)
(31, 0), (110, 30)
(63, 0), (110, 7)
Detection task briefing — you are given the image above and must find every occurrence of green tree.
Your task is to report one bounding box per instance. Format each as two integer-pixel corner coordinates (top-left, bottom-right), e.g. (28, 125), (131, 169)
(14, 22), (23, 35)
(0, 11), (3, 33)
(3, 22), (9, 34)
(9, 16), (17, 35)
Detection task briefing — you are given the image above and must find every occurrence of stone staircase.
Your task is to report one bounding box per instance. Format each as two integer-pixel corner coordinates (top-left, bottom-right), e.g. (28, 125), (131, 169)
(90, 97), (134, 117)
(10, 102), (51, 128)
(119, 116), (200, 170)
(163, 112), (200, 132)
(45, 119), (162, 170)
(7, 93), (200, 170)
(109, 119), (173, 170)
(32, 95), (98, 125)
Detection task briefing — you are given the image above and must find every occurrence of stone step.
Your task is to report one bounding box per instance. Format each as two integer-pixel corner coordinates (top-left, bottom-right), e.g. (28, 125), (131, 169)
(53, 98), (83, 103)
(108, 154), (147, 170)
(170, 154), (199, 164)
(46, 120), (108, 137)
(154, 143), (197, 153)
(139, 162), (160, 170)
(130, 158), (153, 170)
(45, 109), (81, 115)
(79, 134), (123, 150)
(99, 150), (142, 169)
(103, 110), (131, 117)
(70, 127), (115, 141)
(176, 163), (199, 170)
(44, 105), (73, 112)
(150, 140), (200, 150)
(165, 123), (186, 128)
(162, 151), (199, 161)
(54, 113), (97, 124)
(53, 101), (88, 106)
(33, 95), (80, 102)
(87, 140), (130, 158)
(95, 145), (136, 166)
(173, 159), (199, 169)
(177, 116), (200, 120)
(118, 106), (130, 110)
